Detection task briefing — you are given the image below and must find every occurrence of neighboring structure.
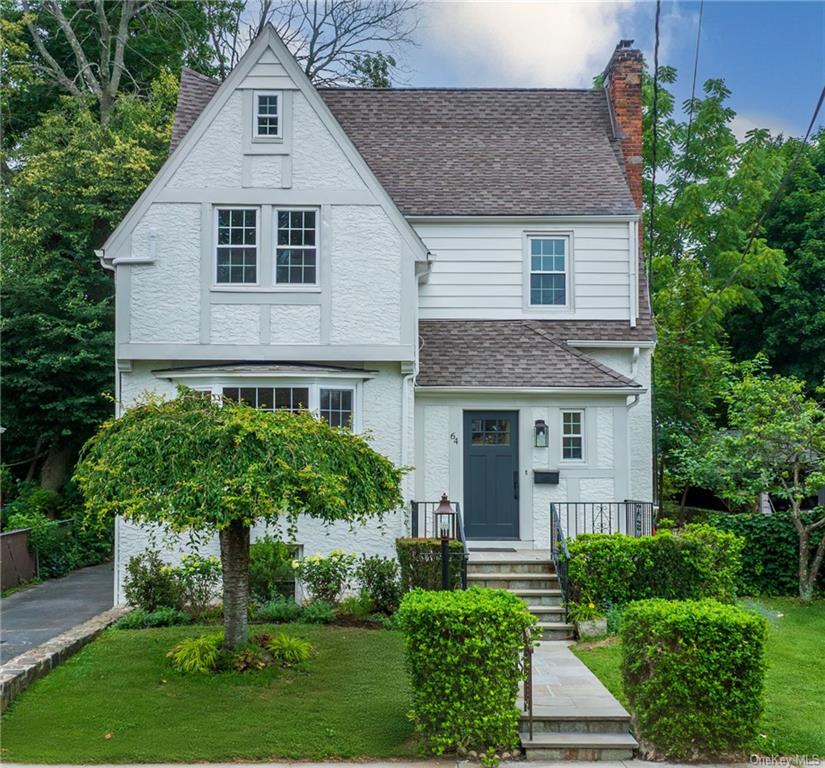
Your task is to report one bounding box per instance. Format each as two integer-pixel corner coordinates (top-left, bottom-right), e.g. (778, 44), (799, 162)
(99, 27), (654, 601)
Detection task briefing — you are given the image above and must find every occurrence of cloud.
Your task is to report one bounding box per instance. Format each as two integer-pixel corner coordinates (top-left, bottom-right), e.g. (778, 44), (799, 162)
(730, 112), (799, 141)
(422, 0), (637, 87)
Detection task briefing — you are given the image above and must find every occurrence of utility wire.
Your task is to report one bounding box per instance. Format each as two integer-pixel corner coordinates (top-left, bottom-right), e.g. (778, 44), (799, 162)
(683, 0), (705, 164)
(685, 82), (825, 331)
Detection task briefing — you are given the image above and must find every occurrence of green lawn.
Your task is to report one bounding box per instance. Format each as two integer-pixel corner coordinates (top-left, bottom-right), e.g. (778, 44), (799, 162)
(572, 597), (825, 756)
(1, 624), (415, 763)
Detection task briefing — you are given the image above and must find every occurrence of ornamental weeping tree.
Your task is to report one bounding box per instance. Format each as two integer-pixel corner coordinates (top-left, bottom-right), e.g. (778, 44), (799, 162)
(74, 391), (403, 647)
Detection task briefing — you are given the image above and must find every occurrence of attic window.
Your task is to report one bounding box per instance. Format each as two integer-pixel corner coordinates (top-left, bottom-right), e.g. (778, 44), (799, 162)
(254, 91), (281, 137)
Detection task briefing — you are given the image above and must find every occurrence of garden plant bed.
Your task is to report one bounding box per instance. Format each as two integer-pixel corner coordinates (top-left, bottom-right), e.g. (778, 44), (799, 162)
(0, 623), (414, 762)
(572, 597), (825, 757)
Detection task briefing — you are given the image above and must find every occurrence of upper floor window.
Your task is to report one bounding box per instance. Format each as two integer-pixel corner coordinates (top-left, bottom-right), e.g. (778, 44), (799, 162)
(276, 209), (318, 285)
(561, 410), (584, 460)
(529, 236), (567, 306)
(216, 208), (257, 285)
(254, 92), (281, 137)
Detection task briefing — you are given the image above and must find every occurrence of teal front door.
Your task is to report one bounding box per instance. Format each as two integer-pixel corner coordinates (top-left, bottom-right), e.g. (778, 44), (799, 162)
(463, 411), (519, 540)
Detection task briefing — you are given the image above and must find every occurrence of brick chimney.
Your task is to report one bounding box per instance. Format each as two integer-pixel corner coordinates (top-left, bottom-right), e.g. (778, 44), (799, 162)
(604, 40), (644, 210)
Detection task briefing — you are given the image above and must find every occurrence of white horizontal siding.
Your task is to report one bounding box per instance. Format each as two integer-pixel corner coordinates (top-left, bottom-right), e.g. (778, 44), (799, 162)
(415, 221), (633, 321)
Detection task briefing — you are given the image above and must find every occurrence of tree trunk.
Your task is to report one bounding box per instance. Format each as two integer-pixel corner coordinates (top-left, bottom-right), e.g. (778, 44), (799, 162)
(219, 520), (250, 649)
(40, 443), (71, 492)
(799, 527), (813, 603)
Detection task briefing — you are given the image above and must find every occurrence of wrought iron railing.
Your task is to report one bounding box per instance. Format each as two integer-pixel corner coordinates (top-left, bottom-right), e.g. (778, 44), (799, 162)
(549, 502), (571, 604)
(409, 500), (469, 589)
(552, 500), (655, 539)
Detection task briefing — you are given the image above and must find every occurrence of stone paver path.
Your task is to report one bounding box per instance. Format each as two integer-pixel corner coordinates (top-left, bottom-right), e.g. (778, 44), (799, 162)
(521, 640), (629, 719)
(0, 563), (113, 663)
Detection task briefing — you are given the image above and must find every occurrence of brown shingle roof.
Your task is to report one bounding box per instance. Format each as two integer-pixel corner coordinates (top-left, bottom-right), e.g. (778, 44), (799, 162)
(170, 68), (220, 151)
(318, 88), (636, 216)
(167, 73), (637, 216)
(417, 320), (644, 389)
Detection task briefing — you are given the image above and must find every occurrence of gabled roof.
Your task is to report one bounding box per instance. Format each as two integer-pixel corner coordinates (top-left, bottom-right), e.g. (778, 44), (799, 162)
(168, 78), (638, 217)
(417, 320), (643, 389)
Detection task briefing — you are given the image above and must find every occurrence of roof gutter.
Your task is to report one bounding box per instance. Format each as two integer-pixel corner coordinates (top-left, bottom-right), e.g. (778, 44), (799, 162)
(416, 385), (646, 396)
(95, 248), (114, 272)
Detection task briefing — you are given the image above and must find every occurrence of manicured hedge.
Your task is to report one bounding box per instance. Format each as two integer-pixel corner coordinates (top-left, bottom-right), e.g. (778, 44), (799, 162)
(707, 511), (825, 596)
(397, 587), (536, 755)
(566, 524), (743, 607)
(396, 538), (465, 591)
(622, 599), (767, 759)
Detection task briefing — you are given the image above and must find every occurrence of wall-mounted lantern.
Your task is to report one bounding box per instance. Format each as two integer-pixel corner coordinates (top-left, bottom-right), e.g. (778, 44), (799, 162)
(534, 419), (548, 448)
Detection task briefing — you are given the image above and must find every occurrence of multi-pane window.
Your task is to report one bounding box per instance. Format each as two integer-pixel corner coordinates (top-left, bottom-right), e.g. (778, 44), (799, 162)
(529, 237), (567, 306)
(255, 92), (280, 137)
(320, 389), (353, 428)
(216, 208), (257, 284)
(276, 210), (317, 285)
(562, 410), (584, 460)
(222, 386), (309, 413)
(470, 418), (511, 446)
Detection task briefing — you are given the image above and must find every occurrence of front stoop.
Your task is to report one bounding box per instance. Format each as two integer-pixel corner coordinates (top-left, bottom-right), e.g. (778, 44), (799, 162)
(520, 711), (638, 761)
(466, 554), (574, 641)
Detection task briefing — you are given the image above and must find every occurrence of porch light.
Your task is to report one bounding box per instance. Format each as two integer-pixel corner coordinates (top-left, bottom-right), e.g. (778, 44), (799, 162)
(534, 419), (548, 448)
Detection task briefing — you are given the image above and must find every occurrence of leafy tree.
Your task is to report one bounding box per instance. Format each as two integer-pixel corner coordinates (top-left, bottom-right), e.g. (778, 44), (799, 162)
(726, 132), (825, 389)
(643, 68), (787, 499)
(74, 393), (404, 648)
(1, 76), (178, 484)
(675, 365), (825, 602)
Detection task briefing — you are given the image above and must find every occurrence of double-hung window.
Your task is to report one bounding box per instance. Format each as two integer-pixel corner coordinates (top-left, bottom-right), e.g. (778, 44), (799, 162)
(561, 410), (584, 460)
(319, 388), (353, 428)
(254, 92), (281, 137)
(529, 236), (568, 306)
(216, 208), (258, 285)
(275, 209), (318, 285)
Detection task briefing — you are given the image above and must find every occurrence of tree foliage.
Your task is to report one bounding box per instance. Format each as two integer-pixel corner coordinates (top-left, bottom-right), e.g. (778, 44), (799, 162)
(643, 67), (788, 498)
(1, 78), (178, 477)
(675, 364), (825, 602)
(74, 392), (404, 646)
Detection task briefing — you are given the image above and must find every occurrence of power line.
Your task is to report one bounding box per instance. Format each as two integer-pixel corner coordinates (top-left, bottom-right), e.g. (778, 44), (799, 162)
(685, 82), (825, 331)
(684, 0), (704, 168)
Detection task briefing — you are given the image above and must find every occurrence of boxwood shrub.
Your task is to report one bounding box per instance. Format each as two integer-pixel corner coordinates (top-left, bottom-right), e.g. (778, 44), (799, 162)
(397, 587), (536, 755)
(707, 511), (825, 596)
(621, 599), (767, 759)
(566, 524), (742, 607)
(396, 538), (465, 591)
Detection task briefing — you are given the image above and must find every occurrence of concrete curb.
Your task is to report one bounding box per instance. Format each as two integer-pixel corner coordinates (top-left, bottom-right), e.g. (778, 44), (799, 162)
(0, 605), (128, 712)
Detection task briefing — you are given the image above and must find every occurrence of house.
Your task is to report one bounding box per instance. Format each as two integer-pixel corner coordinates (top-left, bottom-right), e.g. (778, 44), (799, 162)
(100, 26), (655, 602)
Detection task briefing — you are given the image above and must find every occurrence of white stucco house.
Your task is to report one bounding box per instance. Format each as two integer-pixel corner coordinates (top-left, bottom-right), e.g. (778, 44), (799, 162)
(100, 26), (655, 601)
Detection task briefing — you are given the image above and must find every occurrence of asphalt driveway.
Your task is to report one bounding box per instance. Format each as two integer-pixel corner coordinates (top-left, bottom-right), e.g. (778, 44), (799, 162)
(0, 562), (114, 663)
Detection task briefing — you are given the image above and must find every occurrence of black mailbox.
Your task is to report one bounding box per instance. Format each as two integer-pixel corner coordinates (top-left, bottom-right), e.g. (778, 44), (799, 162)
(533, 470), (560, 485)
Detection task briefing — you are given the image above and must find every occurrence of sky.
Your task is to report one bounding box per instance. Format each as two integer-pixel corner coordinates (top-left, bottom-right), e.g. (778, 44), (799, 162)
(397, 1), (825, 139)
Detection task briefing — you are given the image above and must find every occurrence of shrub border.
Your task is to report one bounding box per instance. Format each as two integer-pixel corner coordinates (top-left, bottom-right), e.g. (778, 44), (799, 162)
(0, 605), (128, 712)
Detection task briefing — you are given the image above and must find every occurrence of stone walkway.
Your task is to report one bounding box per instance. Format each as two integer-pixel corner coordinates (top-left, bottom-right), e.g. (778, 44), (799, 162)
(0, 563), (114, 663)
(521, 639), (629, 718)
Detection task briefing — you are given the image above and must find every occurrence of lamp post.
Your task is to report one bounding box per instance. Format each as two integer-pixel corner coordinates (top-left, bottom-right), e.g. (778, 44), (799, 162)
(435, 493), (454, 590)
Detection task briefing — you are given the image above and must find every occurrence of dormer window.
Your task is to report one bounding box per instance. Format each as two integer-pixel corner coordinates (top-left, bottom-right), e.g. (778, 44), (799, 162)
(254, 91), (281, 138)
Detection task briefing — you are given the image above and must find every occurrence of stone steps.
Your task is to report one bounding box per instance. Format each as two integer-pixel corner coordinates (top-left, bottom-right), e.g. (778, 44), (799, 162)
(521, 731), (638, 761)
(466, 572), (560, 591)
(511, 588), (564, 606)
(521, 709), (632, 735)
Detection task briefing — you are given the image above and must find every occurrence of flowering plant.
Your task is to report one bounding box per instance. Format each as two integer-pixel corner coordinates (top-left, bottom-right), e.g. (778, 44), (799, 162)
(567, 599), (605, 623)
(293, 549), (356, 604)
(176, 553), (222, 618)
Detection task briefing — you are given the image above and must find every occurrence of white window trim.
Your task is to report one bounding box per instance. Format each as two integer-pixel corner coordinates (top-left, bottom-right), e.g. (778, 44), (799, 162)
(273, 207), (321, 289)
(181, 377), (362, 433)
(560, 408), (586, 463)
(213, 205), (261, 287)
(252, 90), (283, 140)
(522, 231), (574, 312)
